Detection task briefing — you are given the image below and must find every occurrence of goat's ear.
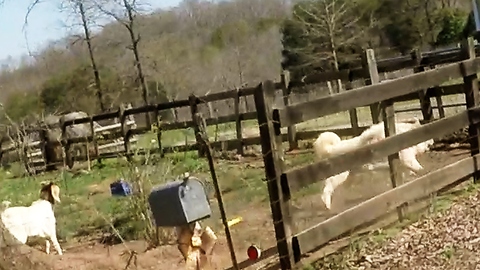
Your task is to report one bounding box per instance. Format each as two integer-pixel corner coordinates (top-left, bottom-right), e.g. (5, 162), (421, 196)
(50, 184), (61, 203)
(40, 181), (53, 188)
(40, 181), (49, 187)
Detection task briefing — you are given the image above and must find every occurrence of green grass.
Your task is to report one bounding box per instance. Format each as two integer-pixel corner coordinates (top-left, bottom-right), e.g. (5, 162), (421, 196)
(0, 146), (284, 245)
(0, 90), (472, 252)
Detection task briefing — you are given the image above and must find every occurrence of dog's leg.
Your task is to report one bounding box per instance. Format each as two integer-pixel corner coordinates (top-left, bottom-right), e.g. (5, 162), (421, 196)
(399, 148), (423, 174)
(321, 171), (350, 210)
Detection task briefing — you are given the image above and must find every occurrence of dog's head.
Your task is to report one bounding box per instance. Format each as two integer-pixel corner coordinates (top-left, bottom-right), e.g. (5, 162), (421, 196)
(40, 181), (61, 204)
(417, 139), (435, 154)
(313, 132), (342, 157)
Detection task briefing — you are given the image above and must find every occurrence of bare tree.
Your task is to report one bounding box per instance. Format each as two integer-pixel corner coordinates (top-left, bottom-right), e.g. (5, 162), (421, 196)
(95, 0), (150, 125)
(61, 0), (107, 112)
(292, 0), (373, 71)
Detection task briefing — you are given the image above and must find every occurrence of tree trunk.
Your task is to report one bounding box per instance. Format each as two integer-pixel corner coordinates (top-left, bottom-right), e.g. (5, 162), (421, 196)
(123, 0), (151, 126)
(78, 1), (105, 112)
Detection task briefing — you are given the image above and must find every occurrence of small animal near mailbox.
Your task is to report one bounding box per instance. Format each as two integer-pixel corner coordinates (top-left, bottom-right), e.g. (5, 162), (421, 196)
(148, 173), (212, 227)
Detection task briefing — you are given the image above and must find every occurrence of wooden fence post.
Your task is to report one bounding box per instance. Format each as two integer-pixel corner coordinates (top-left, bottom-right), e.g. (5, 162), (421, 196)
(189, 95), (206, 157)
(38, 128), (53, 171)
(89, 117), (100, 165)
(119, 104), (131, 162)
(433, 84), (446, 119)
(153, 107), (164, 157)
(345, 75), (360, 136)
(460, 37), (480, 183)
(429, 63), (446, 119)
(382, 99), (405, 221)
(362, 49), (382, 124)
(411, 49), (433, 122)
(366, 49), (405, 220)
(254, 80), (296, 269)
(234, 89), (244, 156)
(59, 116), (74, 169)
(39, 124), (55, 172)
(20, 126), (34, 174)
(281, 71), (298, 150)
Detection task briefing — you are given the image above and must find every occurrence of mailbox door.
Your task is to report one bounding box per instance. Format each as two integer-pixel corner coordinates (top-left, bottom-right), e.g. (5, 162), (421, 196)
(180, 179), (212, 223)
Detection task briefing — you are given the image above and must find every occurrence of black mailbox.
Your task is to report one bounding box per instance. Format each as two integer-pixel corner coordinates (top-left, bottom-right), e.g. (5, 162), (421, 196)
(148, 174), (212, 227)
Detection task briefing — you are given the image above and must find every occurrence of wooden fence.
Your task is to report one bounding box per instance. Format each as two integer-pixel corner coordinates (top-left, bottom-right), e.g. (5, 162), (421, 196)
(0, 114), (138, 172)
(0, 43), (478, 171)
(253, 37), (480, 269)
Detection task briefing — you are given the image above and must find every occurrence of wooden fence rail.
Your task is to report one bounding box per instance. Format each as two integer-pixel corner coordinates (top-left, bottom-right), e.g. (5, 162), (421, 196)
(0, 79), (471, 171)
(0, 43), (477, 171)
(288, 44), (480, 87)
(254, 37), (480, 269)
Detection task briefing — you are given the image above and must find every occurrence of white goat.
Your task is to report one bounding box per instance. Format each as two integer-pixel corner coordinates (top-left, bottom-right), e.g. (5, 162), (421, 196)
(1, 182), (63, 255)
(315, 118), (434, 210)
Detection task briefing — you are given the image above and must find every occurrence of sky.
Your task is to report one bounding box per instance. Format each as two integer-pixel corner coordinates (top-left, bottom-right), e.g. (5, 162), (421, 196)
(0, 0), (182, 63)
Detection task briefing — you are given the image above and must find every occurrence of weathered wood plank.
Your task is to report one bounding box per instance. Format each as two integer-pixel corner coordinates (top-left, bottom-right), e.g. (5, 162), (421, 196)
(92, 111), (119, 122)
(287, 45), (480, 86)
(355, 83), (463, 104)
(435, 93), (446, 118)
(288, 70), (360, 88)
(189, 95), (206, 157)
(376, 49), (404, 221)
(382, 98), (405, 220)
(125, 104), (157, 116)
(281, 71), (298, 150)
(284, 108), (480, 193)
(362, 49), (382, 124)
(161, 111), (258, 131)
(198, 85), (259, 103)
(412, 49), (434, 122)
(395, 103), (466, 113)
(278, 58), (480, 127)
(233, 89), (243, 155)
(461, 37), (480, 183)
(254, 81), (296, 269)
(294, 154), (480, 255)
(344, 76), (360, 136)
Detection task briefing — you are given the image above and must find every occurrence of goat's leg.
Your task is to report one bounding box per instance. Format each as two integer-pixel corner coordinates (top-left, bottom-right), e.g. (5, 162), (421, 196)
(49, 235), (63, 255)
(399, 148), (423, 175)
(45, 239), (51, 254)
(321, 171), (350, 210)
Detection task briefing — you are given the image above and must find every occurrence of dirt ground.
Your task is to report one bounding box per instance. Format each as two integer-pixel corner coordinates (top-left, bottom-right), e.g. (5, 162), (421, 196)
(1, 146), (472, 270)
(314, 179), (480, 270)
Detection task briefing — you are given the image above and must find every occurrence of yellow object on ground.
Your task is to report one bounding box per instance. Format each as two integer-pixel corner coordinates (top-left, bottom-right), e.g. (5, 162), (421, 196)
(227, 217), (243, 227)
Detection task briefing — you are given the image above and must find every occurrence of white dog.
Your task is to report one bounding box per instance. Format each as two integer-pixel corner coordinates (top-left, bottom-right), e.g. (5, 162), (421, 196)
(315, 118), (433, 209)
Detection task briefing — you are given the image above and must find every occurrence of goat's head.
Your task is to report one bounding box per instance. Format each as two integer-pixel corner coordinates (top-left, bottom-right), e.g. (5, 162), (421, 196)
(40, 181), (61, 204)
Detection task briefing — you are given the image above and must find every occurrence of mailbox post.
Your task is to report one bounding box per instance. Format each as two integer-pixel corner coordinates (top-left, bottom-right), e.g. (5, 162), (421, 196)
(148, 173), (217, 269)
(148, 173), (212, 227)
